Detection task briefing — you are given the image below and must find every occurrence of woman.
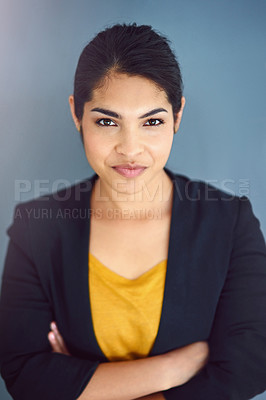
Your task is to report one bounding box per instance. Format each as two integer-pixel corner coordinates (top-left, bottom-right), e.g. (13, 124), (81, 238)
(0, 23), (266, 400)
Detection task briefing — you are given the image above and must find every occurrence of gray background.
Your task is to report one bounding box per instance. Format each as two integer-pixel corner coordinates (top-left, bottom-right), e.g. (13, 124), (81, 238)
(0, 0), (265, 398)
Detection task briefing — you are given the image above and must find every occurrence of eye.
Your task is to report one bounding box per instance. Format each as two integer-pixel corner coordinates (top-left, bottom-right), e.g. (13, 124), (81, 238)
(96, 118), (117, 127)
(143, 118), (164, 126)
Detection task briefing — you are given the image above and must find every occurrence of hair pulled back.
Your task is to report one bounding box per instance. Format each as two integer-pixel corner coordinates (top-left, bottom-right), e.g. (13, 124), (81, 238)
(73, 23), (183, 122)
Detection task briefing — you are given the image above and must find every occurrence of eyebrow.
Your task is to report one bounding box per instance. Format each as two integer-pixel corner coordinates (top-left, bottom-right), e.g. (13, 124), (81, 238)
(90, 107), (168, 119)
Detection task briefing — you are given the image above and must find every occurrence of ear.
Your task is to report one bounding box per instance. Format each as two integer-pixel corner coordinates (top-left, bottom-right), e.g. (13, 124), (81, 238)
(173, 96), (186, 133)
(69, 95), (81, 132)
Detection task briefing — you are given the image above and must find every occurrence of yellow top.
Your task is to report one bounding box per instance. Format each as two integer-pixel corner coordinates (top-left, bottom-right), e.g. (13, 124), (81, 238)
(89, 253), (167, 361)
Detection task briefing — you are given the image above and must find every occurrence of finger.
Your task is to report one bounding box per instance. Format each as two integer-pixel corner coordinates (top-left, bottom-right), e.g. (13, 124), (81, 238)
(48, 331), (69, 355)
(48, 332), (62, 353)
(50, 323), (65, 349)
(50, 322), (71, 355)
(49, 330), (66, 354)
(60, 340), (71, 355)
(54, 332), (70, 355)
(49, 325), (64, 352)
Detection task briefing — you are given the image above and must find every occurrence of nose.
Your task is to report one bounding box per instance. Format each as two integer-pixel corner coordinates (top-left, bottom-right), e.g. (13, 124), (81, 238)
(115, 129), (144, 159)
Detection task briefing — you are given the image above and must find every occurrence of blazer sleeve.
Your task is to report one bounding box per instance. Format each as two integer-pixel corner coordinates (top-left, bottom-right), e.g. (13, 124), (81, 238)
(164, 197), (266, 400)
(0, 204), (99, 400)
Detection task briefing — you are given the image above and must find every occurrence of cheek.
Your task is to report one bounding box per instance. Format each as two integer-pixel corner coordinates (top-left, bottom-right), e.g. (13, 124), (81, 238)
(152, 133), (173, 159)
(83, 134), (111, 163)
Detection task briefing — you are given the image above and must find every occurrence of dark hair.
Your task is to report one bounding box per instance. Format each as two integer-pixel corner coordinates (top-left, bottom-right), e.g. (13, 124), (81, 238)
(74, 23), (183, 124)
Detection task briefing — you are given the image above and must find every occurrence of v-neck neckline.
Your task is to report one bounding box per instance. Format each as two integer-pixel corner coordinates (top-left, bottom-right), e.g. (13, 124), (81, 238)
(89, 253), (167, 282)
(82, 168), (183, 360)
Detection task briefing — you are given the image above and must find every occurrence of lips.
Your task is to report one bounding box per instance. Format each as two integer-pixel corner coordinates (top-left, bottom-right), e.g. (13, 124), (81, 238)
(112, 164), (147, 178)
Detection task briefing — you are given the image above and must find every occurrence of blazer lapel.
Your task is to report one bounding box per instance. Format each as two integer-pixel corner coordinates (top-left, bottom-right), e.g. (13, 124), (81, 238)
(150, 170), (191, 355)
(54, 174), (108, 361)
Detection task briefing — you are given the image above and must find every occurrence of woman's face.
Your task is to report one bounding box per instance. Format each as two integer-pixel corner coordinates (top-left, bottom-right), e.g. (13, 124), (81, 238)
(69, 72), (185, 197)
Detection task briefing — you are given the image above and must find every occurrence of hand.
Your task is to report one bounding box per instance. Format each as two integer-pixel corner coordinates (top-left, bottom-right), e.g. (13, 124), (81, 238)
(164, 341), (209, 389)
(48, 321), (71, 355)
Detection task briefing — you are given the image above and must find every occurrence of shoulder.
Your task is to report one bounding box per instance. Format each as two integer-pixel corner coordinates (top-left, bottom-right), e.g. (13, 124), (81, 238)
(165, 167), (240, 202)
(7, 174), (97, 246)
(166, 168), (266, 265)
(165, 167), (258, 233)
(12, 174), (97, 218)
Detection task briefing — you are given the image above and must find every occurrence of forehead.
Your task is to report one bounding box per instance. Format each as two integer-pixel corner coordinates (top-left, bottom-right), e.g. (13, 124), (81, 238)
(90, 72), (170, 109)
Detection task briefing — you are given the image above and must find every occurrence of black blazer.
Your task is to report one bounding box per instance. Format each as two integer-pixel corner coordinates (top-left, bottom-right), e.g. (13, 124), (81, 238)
(1, 169), (266, 400)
